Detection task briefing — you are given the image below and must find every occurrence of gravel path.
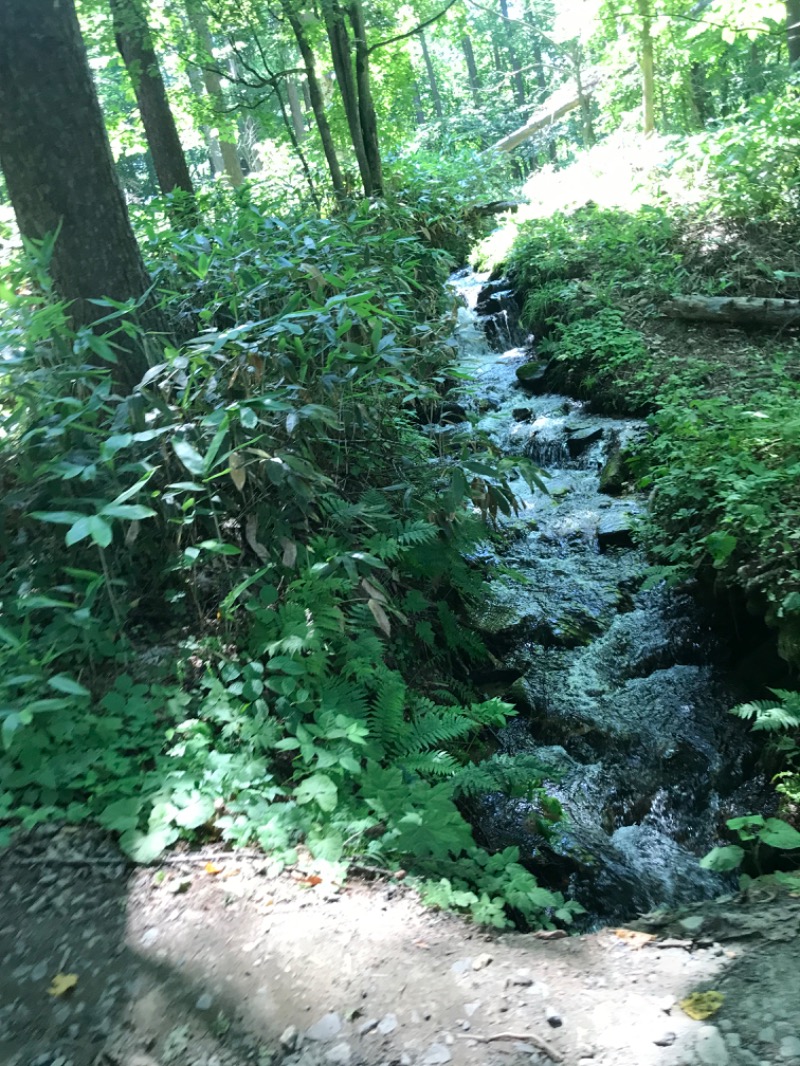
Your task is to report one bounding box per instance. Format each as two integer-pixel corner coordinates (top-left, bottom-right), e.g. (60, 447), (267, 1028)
(2, 827), (798, 1066)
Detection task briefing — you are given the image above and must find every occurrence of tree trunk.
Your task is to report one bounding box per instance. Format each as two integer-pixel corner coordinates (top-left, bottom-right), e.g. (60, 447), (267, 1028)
(499, 0), (525, 106)
(662, 295), (800, 326)
(418, 29), (444, 120)
(637, 0), (656, 134)
(787, 0), (800, 65)
(573, 47), (596, 147)
(348, 0), (382, 194)
(492, 66), (612, 152)
(286, 78), (306, 142)
(185, 56), (224, 175)
(109, 0), (196, 217)
(413, 83), (426, 125)
(280, 0), (345, 197)
(462, 35), (481, 106)
(0, 0), (160, 391)
(323, 0), (373, 196)
(185, 0), (245, 187)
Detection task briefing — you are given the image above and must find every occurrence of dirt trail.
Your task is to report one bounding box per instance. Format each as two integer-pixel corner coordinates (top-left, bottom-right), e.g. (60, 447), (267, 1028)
(2, 827), (799, 1066)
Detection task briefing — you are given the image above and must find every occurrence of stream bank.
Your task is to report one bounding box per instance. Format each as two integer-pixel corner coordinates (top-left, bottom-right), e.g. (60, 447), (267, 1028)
(448, 270), (774, 923)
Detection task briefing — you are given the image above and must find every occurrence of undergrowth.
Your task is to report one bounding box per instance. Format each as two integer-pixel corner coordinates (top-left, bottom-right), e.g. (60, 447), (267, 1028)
(0, 180), (582, 930)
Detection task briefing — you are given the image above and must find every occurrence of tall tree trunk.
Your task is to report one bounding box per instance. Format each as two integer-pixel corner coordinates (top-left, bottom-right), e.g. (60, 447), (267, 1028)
(109, 0), (196, 217)
(184, 56), (224, 175)
(280, 0), (345, 197)
(286, 78), (306, 142)
(462, 35), (482, 106)
(185, 0), (245, 186)
(637, 0), (656, 134)
(787, 0), (800, 65)
(573, 47), (596, 146)
(348, 0), (382, 194)
(418, 29), (444, 120)
(323, 0), (373, 196)
(499, 0), (525, 106)
(0, 0), (160, 391)
(301, 79), (312, 113)
(413, 83), (426, 125)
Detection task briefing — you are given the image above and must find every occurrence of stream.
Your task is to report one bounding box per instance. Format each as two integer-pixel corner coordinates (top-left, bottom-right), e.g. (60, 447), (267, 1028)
(449, 269), (769, 923)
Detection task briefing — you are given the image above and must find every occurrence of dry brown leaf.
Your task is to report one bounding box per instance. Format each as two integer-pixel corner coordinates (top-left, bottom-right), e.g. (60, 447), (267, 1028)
(361, 578), (387, 603)
(245, 516), (268, 561)
(229, 452), (246, 492)
(281, 538), (297, 569)
(613, 928), (657, 948)
(296, 875), (323, 887)
(367, 598), (391, 636)
(47, 973), (78, 997)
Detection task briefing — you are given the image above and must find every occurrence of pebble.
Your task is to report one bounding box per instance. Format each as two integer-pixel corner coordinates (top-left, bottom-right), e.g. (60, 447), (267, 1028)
(759, 1027), (776, 1044)
(377, 1013), (398, 1035)
(545, 1006), (563, 1028)
(472, 953), (493, 971)
(464, 1001), (480, 1017)
(307, 1013), (343, 1041)
(196, 993), (214, 1011)
(679, 916), (706, 934)
(419, 1045), (451, 1065)
(358, 1018), (379, 1036)
(280, 1027), (300, 1051)
(653, 1032), (676, 1047)
(325, 1043), (352, 1064)
(780, 1037), (800, 1059)
(695, 1025), (730, 1066)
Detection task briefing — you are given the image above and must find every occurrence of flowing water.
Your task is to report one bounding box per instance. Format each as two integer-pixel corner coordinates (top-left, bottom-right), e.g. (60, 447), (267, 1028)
(449, 269), (769, 923)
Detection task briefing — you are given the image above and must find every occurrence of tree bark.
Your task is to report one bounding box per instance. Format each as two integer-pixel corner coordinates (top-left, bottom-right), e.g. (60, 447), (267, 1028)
(286, 78), (306, 142)
(499, 0), (525, 106)
(573, 46), (596, 147)
(662, 295), (800, 326)
(787, 0), (800, 64)
(0, 0), (160, 391)
(322, 0), (373, 195)
(185, 0), (244, 187)
(184, 56), (224, 175)
(280, 0), (345, 197)
(348, 0), (383, 194)
(419, 29), (444, 120)
(413, 83), (426, 124)
(109, 0), (196, 216)
(462, 35), (481, 106)
(637, 0), (656, 134)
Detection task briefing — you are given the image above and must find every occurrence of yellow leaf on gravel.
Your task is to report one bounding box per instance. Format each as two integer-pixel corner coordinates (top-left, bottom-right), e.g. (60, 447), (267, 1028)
(613, 928), (656, 948)
(47, 973), (78, 997)
(680, 991), (725, 1020)
(204, 862), (223, 875)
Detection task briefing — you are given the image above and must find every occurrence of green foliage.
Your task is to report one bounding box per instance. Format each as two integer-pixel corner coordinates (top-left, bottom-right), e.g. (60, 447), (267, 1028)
(0, 191), (565, 929)
(701, 814), (800, 874)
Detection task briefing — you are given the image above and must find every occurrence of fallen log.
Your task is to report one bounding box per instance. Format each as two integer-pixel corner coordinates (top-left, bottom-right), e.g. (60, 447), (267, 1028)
(468, 199), (525, 216)
(662, 295), (800, 327)
(492, 71), (605, 152)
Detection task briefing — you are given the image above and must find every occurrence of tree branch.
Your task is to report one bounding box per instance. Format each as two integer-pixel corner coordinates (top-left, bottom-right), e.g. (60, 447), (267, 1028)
(367, 0), (461, 54)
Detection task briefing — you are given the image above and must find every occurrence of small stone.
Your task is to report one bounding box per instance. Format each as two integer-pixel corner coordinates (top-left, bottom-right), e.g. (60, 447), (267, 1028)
(377, 1014), (398, 1035)
(654, 1032), (676, 1047)
(759, 1027), (776, 1044)
(508, 972), (534, 987)
(464, 1002), (480, 1017)
(512, 408), (532, 422)
(780, 1037), (800, 1059)
(472, 953), (493, 971)
(419, 1045), (451, 1065)
(325, 1043), (352, 1065)
(545, 1007), (563, 1028)
(280, 1026), (300, 1051)
(726, 1034), (741, 1048)
(400, 1056), (413, 1066)
(358, 1019), (379, 1036)
(31, 961), (48, 982)
(678, 915), (705, 934)
(695, 1025), (730, 1066)
(450, 959), (471, 975)
(307, 1013), (343, 1041)
(196, 993), (214, 1011)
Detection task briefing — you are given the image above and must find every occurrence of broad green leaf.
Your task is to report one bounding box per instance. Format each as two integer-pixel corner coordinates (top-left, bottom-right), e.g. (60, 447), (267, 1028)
(100, 504), (157, 520)
(294, 773), (338, 812)
(47, 674), (90, 697)
(172, 437), (206, 476)
(699, 845), (745, 871)
(759, 818), (800, 850)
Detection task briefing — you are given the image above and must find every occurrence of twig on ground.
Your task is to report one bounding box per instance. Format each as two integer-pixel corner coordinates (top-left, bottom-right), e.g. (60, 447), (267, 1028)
(460, 1031), (564, 1062)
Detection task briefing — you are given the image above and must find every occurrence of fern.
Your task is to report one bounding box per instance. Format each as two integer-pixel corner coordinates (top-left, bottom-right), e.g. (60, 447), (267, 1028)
(368, 667), (408, 756)
(731, 689), (800, 732)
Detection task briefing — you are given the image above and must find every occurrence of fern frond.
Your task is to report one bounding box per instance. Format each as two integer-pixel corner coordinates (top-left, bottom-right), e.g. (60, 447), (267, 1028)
(368, 668), (408, 755)
(401, 751), (460, 776)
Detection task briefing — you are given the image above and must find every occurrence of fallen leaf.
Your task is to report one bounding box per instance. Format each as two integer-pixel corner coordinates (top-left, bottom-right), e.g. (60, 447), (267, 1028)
(222, 868), (241, 879)
(613, 928), (656, 949)
(204, 862), (223, 875)
(281, 537), (297, 569)
(296, 875), (323, 887)
(229, 452), (246, 492)
(680, 991), (725, 1020)
(245, 516), (268, 561)
(367, 597), (391, 636)
(47, 973), (78, 997)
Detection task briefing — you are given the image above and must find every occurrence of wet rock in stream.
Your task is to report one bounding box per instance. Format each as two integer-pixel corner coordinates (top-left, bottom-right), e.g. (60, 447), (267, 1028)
(451, 268), (769, 923)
